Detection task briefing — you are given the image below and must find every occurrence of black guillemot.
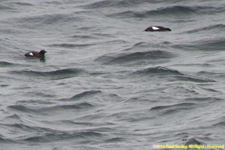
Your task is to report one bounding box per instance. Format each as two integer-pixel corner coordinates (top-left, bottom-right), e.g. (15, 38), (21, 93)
(145, 26), (171, 32)
(25, 50), (47, 59)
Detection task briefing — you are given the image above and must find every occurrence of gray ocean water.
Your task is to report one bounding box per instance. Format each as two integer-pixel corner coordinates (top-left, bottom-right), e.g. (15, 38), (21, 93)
(1, 0), (225, 150)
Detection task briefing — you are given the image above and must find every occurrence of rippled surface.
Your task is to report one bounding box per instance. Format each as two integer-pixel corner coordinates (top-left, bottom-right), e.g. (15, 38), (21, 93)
(1, 0), (225, 149)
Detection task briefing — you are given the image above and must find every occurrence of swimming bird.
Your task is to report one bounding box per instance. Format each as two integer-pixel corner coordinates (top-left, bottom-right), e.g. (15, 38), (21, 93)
(24, 50), (47, 59)
(145, 26), (171, 32)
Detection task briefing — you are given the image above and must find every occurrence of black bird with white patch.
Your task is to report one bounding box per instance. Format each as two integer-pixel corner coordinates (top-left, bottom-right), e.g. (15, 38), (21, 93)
(25, 50), (47, 59)
(145, 26), (171, 32)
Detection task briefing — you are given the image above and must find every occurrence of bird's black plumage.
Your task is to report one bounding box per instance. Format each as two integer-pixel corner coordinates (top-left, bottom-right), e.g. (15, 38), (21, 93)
(145, 26), (171, 32)
(25, 50), (47, 59)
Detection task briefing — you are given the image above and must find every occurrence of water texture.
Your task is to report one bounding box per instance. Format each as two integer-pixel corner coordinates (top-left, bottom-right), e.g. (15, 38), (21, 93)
(1, 0), (225, 149)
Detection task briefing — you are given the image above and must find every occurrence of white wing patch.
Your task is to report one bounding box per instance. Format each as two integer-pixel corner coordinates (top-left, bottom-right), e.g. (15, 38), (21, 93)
(29, 52), (34, 56)
(152, 26), (160, 30)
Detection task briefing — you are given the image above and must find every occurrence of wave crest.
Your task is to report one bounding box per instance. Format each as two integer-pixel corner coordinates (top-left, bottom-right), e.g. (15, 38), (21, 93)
(96, 50), (174, 65)
(11, 68), (84, 80)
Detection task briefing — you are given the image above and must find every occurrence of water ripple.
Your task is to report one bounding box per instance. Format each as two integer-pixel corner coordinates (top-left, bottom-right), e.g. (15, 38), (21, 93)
(10, 68), (84, 80)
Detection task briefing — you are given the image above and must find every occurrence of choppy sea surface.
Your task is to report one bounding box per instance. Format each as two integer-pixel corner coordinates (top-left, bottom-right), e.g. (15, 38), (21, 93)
(1, 0), (225, 149)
